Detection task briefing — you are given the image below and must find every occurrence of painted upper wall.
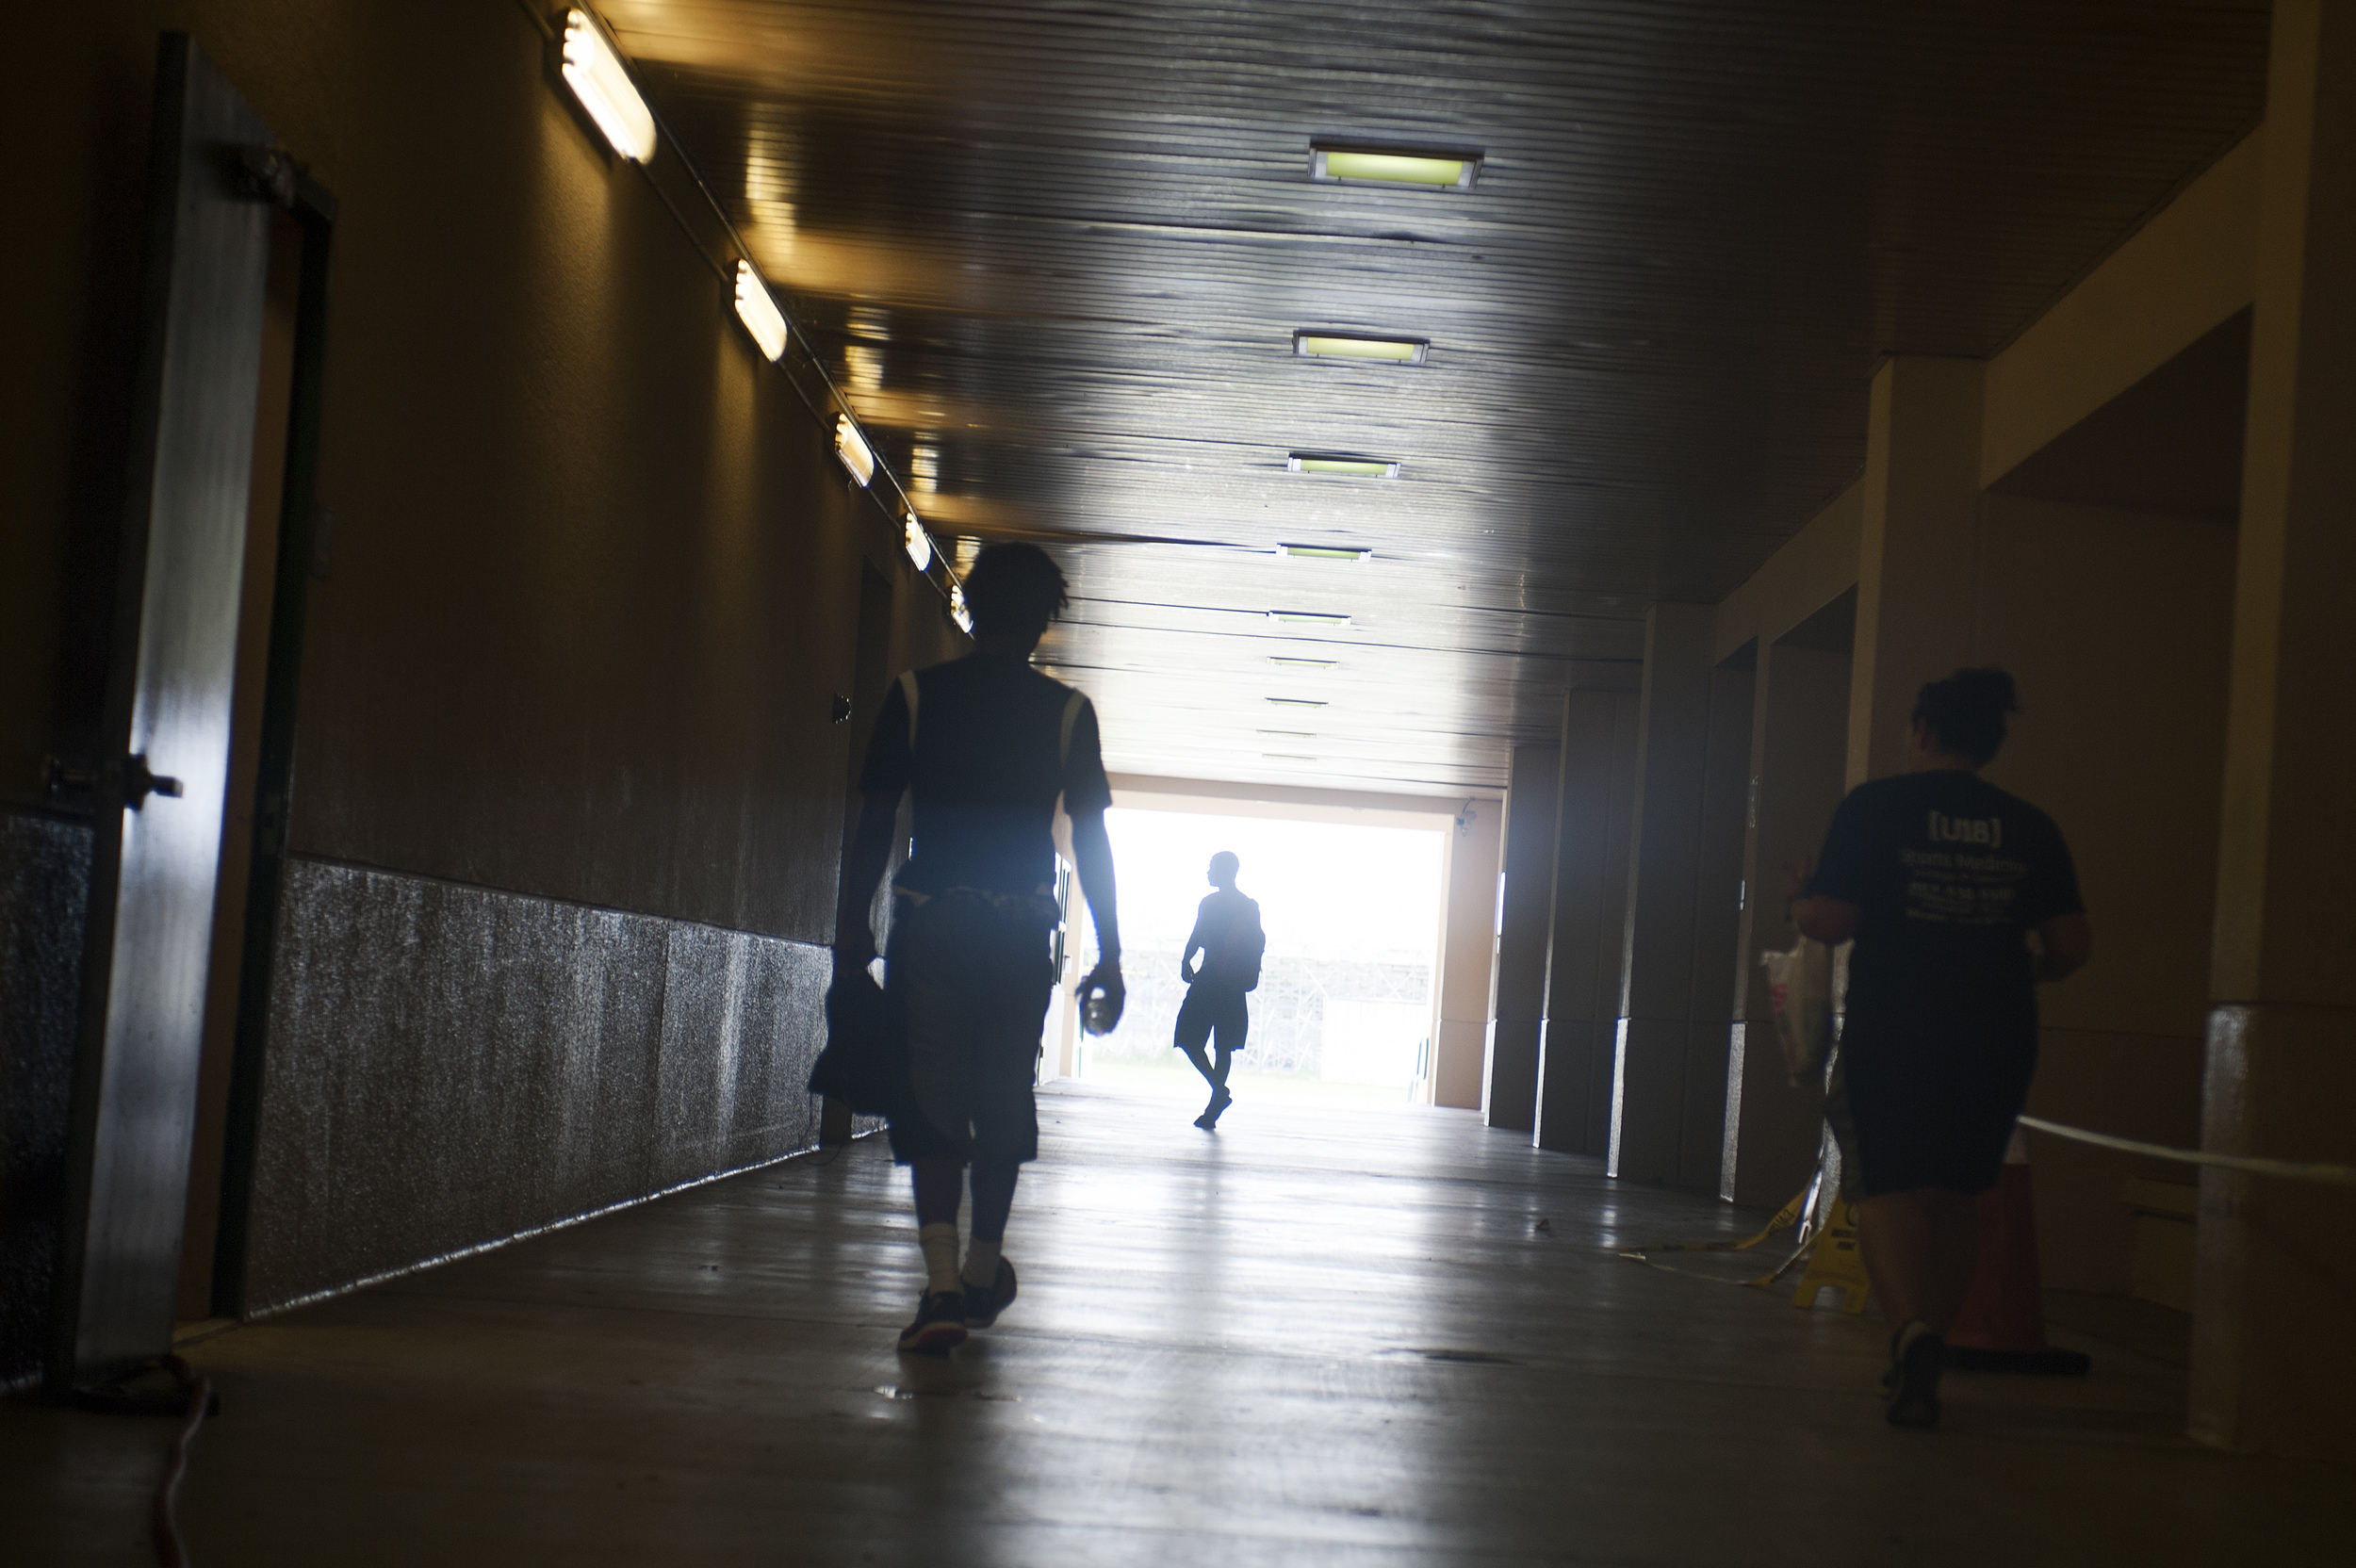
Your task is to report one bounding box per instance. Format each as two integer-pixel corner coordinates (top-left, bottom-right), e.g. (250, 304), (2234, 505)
(1981, 131), (2261, 490)
(1708, 123), (2262, 670)
(5, 0), (946, 944)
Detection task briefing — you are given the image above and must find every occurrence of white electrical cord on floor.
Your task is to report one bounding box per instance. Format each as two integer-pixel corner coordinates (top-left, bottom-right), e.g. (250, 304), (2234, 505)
(152, 1355), (213, 1568)
(2016, 1115), (2356, 1186)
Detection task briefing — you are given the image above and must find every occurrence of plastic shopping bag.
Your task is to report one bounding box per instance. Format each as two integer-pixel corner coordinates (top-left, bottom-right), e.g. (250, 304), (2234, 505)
(1759, 935), (1834, 1086)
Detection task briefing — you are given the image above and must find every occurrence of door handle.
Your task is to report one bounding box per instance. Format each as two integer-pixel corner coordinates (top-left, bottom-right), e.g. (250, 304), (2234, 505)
(120, 754), (184, 807)
(48, 753), (183, 809)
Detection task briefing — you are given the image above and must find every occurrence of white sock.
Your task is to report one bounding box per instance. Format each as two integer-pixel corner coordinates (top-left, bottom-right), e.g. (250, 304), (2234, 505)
(919, 1223), (960, 1295)
(963, 1236), (1002, 1288)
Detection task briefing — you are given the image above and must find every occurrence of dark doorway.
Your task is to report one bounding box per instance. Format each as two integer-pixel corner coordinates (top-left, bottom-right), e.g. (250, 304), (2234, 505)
(47, 34), (335, 1384)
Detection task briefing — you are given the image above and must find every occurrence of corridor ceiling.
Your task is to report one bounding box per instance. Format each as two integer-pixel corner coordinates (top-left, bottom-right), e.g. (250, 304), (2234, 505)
(603, 0), (2266, 795)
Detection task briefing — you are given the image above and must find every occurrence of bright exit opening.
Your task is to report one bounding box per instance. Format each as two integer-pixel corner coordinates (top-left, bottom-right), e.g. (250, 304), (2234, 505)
(1072, 805), (1447, 1105)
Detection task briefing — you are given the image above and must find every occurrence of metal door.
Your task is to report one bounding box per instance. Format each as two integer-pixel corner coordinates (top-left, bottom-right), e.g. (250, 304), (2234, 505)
(51, 34), (275, 1387)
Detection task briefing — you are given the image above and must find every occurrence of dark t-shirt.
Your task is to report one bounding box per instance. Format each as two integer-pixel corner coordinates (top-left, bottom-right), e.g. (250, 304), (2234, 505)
(859, 651), (1114, 897)
(1185, 888), (1263, 993)
(1808, 771), (2083, 1019)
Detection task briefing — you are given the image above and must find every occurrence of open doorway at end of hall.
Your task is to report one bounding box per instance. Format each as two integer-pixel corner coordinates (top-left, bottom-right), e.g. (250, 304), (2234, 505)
(1055, 797), (1453, 1110)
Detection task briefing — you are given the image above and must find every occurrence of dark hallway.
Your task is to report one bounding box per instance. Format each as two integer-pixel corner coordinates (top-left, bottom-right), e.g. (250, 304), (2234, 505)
(8, 1083), (2343, 1565)
(7, 1), (2356, 1559)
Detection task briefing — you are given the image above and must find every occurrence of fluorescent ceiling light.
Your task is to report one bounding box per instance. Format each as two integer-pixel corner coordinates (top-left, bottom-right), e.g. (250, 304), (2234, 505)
(1288, 452), (1400, 478)
(1294, 332), (1427, 364)
(1268, 657), (1337, 671)
(1263, 753), (1317, 762)
(560, 10), (656, 164)
(1258, 729), (1316, 739)
(904, 514), (933, 572)
(1268, 611), (1350, 627)
(949, 584), (972, 634)
(1267, 696), (1328, 709)
(835, 416), (875, 486)
(733, 261), (787, 362)
(1280, 544), (1372, 564)
(1311, 144), (1481, 190)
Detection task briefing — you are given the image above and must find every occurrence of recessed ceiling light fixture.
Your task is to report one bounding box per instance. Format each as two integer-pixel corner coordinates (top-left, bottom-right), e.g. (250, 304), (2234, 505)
(834, 416), (875, 486)
(1310, 142), (1481, 190)
(1287, 452), (1400, 478)
(904, 514), (933, 572)
(559, 10), (657, 163)
(1268, 610), (1350, 627)
(733, 261), (788, 362)
(1268, 656), (1337, 670)
(1280, 544), (1372, 564)
(1294, 332), (1428, 364)
(1267, 696), (1328, 709)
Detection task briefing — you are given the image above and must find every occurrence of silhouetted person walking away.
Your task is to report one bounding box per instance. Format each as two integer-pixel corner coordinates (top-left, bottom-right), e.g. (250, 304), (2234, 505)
(834, 543), (1124, 1355)
(1174, 851), (1262, 1129)
(1788, 669), (2090, 1429)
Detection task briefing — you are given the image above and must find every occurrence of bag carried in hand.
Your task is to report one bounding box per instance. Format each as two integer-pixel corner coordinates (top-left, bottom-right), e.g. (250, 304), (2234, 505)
(1758, 935), (1833, 1086)
(807, 970), (903, 1116)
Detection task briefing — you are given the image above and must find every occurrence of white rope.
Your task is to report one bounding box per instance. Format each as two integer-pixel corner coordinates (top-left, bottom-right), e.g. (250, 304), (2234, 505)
(2016, 1115), (2356, 1187)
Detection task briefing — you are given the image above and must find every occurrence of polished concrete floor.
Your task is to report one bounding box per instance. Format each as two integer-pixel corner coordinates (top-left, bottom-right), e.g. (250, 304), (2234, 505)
(6, 1082), (2348, 1565)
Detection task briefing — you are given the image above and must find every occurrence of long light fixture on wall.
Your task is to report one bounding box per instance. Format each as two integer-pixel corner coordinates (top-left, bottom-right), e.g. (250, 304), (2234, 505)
(559, 10), (656, 163)
(733, 261), (787, 361)
(835, 416), (875, 486)
(545, 8), (965, 633)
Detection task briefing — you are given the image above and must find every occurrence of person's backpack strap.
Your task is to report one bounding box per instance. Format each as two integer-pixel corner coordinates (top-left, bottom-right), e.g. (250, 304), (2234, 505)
(1058, 691), (1084, 770)
(898, 670), (921, 750)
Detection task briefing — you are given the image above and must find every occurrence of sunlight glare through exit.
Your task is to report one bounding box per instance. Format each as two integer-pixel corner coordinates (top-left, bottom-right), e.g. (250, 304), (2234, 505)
(1076, 808), (1444, 1104)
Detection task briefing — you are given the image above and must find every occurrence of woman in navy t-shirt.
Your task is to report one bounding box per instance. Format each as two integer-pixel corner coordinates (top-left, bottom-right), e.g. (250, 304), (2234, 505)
(1791, 668), (2091, 1429)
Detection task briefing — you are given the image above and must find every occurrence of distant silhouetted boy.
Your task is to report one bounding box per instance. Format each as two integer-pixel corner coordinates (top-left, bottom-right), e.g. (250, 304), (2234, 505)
(1174, 851), (1263, 1129)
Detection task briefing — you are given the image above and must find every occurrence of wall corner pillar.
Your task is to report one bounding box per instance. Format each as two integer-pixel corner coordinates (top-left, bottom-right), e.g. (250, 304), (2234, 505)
(1607, 605), (1748, 1186)
(1534, 689), (1641, 1154)
(1482, 742), (1560, 1132)
(2190, 0), (2356, 1468)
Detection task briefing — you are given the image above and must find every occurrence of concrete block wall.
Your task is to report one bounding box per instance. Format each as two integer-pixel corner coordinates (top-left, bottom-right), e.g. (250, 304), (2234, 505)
(240, 860), (829, 1313)
(0, 813), (93, 1383)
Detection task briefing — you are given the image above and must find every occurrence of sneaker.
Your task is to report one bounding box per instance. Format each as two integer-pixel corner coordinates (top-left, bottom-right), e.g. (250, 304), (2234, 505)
(1885, 1326), (1943, 1429)
(962, 1258), (1019, 1329)
(1205, 1086), (1234, 1126)
(896, 1290), (968, 1355)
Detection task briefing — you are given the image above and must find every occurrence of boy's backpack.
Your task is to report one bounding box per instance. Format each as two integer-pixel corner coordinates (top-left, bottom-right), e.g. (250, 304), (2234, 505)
(1226, 900), (1267, 992)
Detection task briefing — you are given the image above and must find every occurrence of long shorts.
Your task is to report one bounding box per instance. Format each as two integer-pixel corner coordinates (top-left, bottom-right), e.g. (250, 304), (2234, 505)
(1834, 1008), (2037, 1198)
(1173, 983), (1249, 1054)
(882, 887), (1056, 1167)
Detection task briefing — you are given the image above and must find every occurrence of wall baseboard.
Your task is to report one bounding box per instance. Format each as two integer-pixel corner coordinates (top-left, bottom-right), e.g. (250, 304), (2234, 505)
(0, 808), (93, 1386)
(238, 857), (838, 1313)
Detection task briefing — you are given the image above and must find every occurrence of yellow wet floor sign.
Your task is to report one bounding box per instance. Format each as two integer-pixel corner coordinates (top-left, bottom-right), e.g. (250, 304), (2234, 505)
(1792, 1199), (1872, 1314)
(1617, 1183), (1818, 1288)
